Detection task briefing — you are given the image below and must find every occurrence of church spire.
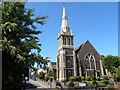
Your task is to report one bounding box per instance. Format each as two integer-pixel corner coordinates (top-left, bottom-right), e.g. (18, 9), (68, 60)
(61, 7), (71, 34)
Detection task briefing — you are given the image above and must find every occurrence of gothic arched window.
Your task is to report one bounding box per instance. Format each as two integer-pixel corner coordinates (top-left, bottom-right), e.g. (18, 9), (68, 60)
(90, 56), (95, 69)
(71, 38), (73, 45)
(67, 60), (71, 67)
(68, 70), (72, 77)
(85, 54), (95, 69)
(85, 56), (90, 69)
(68, 38), (71, 45)
(64, 37), (67, 45)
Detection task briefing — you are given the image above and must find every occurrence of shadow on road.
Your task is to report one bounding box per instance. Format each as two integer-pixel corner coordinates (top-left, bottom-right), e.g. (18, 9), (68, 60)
(26, 82), (38, 89)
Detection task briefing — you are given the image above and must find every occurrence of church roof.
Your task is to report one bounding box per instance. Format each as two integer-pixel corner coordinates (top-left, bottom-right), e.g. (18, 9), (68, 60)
(74, 40), (89, 52)
(50, 62), (56, 65)
(50, 62), (56, 69)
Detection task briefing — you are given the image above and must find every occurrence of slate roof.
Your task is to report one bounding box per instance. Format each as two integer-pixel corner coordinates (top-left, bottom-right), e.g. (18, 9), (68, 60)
(50, 62), (56, 69)
(74, 40), (89, 52)
(51, 62), (56, 65)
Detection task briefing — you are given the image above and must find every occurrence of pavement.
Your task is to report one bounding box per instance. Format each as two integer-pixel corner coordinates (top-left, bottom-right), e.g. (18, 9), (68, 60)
(37, 79), (50, 88)
(26, 79), (50, 89)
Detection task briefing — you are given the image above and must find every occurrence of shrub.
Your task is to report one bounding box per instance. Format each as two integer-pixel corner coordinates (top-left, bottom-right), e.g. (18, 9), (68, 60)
(81, 81), (86, 83)
(74, 76), (81, 81)
(107, 85), (115, 90)
(38, 72), (45, 79)
(67, 81), (74, 87)
(101, 75), (108, 80)
(91, 80), (97, 86)
(54, 86), (59, 88)
(81, 76), (85, 81)
(92, 76), (96, 80)
(69, 76), (75, 81)
(45, 76), (49, 81)
(85, 76), (91, 81)
(47, 70), (53, 77)
(102, 80), (109, 84)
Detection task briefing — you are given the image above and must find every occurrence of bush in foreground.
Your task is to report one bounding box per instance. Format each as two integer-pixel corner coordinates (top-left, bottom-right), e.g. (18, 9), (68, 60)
(102, 80), (109, 84)
(92, 76), (96, 80)
(74, 76), (81, 81)
(85, 76), (91, 81)
(101, 75), (108, 80)
(67, 81), (74, 87)
(69, 76), (75, 81)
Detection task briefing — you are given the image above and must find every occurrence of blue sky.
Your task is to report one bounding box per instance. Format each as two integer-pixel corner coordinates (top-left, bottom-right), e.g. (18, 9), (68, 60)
(25, 2), (118, 62)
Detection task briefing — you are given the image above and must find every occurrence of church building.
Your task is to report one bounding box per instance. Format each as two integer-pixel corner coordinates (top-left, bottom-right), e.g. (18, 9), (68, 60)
(56, 7), (105, 83)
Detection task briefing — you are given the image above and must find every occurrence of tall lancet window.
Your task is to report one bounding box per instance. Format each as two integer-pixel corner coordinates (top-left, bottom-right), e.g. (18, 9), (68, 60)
(68, 70), (72, 77)
(71, 38), (73, 45)
(85, 56), (90, 69)
(68, 38), (71, 45)
(67, 60), (72, 67)
(90, 56), (95, 69)
(64, 37), (67, 45)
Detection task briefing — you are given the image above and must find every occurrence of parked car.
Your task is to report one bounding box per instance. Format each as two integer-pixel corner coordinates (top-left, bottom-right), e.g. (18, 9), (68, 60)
(33, 77), (37, 81)
(31, 77), (37, 81)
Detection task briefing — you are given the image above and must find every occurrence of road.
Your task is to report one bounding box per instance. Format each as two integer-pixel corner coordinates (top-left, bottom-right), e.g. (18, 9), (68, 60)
(26, 79), (50, 89)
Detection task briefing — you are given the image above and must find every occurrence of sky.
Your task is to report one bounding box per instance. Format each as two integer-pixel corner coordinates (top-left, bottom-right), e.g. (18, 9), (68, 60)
(25, 2), (118, 62)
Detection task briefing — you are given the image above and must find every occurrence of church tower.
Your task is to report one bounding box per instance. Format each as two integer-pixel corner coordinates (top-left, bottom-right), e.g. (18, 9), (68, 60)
(57, 7), (76, 82)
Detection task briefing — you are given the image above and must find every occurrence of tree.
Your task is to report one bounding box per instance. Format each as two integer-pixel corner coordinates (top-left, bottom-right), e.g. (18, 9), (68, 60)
(47, 70), (54, 77)
(1, 2), (48, 89)
(102, 55), (120, 73)
(116, 67), (120, 81)
(38, 71), (45, 79)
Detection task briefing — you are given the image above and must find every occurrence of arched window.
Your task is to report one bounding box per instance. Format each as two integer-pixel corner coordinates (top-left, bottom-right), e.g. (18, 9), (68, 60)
(68, 70), (72, 77)
(85, 56), (90, 69)
(85, 54), (95, 69)
(64, 37), (67, 45)
(68, 38), (71, 45)
(67, 60), (71, 67)
(90, 56), (95, 69)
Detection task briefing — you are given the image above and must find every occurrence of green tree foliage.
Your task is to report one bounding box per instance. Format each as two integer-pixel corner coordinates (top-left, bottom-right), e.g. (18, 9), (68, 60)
(47, 70), (53, 77)
(1, 2), (49, 89)
(38, 71), (45, 79)
(45, 76), (49, 81)
(102, 55), (120, 73)
(116, 67), (120, 81)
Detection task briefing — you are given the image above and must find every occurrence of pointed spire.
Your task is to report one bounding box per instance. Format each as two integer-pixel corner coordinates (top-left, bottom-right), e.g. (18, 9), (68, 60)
(62, 7), (67, 20)
(61, 7), (71, 34)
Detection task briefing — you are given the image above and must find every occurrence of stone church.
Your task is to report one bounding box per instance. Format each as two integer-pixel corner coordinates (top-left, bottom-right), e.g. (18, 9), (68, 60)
(56, 7), (105, 82)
